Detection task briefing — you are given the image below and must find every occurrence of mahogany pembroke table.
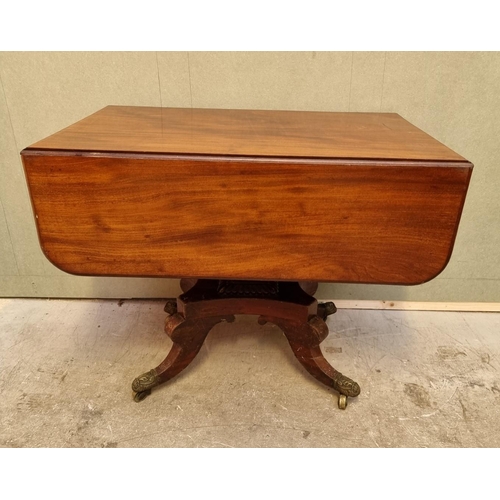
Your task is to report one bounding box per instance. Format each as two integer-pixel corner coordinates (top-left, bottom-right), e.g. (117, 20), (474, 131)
(21, 106), (473, 409)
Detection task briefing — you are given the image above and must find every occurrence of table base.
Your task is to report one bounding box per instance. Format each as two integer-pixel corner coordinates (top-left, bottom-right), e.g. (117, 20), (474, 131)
(131, 279), (360, 409)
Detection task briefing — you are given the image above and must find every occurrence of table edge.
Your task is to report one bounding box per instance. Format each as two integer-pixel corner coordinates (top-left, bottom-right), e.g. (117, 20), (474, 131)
(21, 148), (474, 169)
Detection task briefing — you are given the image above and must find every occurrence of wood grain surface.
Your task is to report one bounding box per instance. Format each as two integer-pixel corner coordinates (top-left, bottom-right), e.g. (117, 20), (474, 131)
(22, 152), (472, 284)
(26, 106), (466, 162)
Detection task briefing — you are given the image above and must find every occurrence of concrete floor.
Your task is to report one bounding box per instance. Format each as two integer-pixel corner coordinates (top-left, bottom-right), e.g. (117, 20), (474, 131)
(0, 298), (499, 447)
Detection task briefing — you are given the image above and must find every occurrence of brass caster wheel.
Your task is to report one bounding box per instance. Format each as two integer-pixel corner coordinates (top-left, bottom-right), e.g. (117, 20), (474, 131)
(134, 389), (151, 402)
(338, 394), (348, 410)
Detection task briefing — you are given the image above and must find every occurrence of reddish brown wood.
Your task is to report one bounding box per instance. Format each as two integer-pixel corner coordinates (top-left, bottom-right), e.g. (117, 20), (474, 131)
(131, 280), (358, 405)
(271, 316), (359, 398)
(299, 281), (318, 295)
(180, 278), (198, 293)
(131, 313), (229, 402)
(21, 107), (473, 285)
(22, 153), (471, 285)
(26, 106), (466, 161)
(178, 280), (316, 322)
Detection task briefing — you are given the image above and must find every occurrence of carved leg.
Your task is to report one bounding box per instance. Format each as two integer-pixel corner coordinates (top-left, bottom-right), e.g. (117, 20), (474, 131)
(132, 313), (229, 402)
(271, 315), (360, 409)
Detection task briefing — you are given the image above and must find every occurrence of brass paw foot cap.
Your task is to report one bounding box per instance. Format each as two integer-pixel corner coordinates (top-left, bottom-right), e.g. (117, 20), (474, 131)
(333, 374), (361, 398)
(132, 369), (160, 393)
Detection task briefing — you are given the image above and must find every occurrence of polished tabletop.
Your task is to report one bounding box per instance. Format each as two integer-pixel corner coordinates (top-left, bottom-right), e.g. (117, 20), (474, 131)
(22, 106), (472, 285)
(28, 105), (466, 162)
